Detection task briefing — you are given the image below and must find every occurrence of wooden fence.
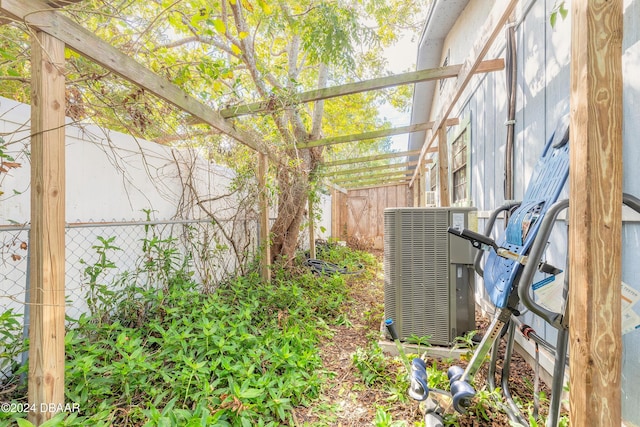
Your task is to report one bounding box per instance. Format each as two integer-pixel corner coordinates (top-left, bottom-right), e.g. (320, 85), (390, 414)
(331, 184), (411, 250)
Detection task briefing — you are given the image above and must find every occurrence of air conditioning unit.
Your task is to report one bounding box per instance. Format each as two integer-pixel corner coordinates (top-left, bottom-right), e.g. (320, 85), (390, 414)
(384, 207), (476, 347)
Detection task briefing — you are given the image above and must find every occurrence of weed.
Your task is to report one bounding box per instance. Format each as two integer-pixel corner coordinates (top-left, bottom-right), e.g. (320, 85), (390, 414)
(363, 302), (384, 326)
(79, 236), (120, 323)
(1, 233), (378, 426)
(452, 330), (478, 360)
(425, 360), (450, 391)
(374, 405), (407, 427)
(0, 309), (26, 385)
(352, 343), (394, 387)
(406, 334), (432, 354)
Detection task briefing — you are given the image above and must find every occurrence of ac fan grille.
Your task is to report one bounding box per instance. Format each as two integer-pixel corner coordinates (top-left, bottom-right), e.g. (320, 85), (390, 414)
(384, 209), (452, 346)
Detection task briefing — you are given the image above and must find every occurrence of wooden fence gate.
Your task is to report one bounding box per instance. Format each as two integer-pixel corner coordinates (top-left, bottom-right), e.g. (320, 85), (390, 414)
(331, 184), (410, 250)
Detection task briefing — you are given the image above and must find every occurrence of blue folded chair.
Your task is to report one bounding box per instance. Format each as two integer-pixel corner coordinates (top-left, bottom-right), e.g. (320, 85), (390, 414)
(482, 114), (570, 309)
(406, 114), (572, 427)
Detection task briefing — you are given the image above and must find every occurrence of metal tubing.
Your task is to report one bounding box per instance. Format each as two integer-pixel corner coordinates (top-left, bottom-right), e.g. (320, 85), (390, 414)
(501, 322), (529, 426)
(623, 192), (640, 214)
(487, 332), (501, 391)
(519, 193), (640, 325)
(475, 201), (521, 277)
(462, 308), (511, 380)
(517, 199), (569, 326)
(511, 316), (556, 355)
(546, 327), (569, 427)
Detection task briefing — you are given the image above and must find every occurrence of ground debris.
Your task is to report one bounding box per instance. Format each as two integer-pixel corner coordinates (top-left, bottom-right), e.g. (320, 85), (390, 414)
(301, 252), (560, 426)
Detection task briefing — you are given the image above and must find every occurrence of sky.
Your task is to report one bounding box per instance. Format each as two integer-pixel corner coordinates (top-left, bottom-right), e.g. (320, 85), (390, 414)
(380, 32), (419, 151)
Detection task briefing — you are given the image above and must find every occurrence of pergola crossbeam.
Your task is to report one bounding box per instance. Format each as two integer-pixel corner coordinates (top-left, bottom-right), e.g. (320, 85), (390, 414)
(296, 118), (458, 149)
(220, 59), (504, 119)
(320, 161), (418, 177)
(324, 149), (422, 168)
(331, 170), (412, 185)
(341, 178), (409, 189)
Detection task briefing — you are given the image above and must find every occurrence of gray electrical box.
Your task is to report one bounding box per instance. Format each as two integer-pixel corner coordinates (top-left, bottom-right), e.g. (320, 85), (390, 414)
(384, 207), (476, 347)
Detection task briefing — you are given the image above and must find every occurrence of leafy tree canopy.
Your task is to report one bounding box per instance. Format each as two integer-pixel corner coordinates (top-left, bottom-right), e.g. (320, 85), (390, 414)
(0, 0), (430, 261)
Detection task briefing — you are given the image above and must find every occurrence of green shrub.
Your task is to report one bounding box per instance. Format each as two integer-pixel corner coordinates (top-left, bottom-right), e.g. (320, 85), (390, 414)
(0, 237), (377, 426)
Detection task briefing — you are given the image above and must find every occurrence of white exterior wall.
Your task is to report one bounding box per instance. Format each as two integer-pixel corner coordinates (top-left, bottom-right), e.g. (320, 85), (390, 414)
(0, 97), (237, 223)
(1, 96), (259, 322)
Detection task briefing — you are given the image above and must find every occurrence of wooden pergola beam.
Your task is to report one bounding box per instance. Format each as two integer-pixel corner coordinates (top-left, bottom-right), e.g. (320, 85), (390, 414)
(220, 59), (504, 118)
(320, 161), (418, 177)
(568, 0), (623, 426)
(323, 151), (420, 167)
(295, 118), (458, 150)
(342, 182), (409, 191)
(0, 0), (264, 153)
(437, 125), (450, 206)
(331, 170), (412, 185)
(323, 149), (423, 168)
(342, 178), (409, 190)
(410, 0), (519, 187)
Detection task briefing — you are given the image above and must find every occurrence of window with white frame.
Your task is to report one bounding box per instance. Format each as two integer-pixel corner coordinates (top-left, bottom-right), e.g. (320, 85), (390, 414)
(451, 125), (469, 205)
(429, 159), (438, 193)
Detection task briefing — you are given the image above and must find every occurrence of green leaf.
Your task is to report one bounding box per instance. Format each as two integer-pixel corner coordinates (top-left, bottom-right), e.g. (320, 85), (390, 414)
(559, 2), (569, 19)
(190, 12), (207, 27)
(16, 419), (36, 427)
(238, 387), (264, 399)
(0, 49), (16, 60)
(39, 413), (67, 427)
(211, 18), (226, 34)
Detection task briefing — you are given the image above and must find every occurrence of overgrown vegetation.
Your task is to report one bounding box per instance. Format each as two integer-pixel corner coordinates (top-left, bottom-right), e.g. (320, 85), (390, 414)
(1, 233), (570, 427)
(0, 236), (376, 426)
(350, 330), (570, 427)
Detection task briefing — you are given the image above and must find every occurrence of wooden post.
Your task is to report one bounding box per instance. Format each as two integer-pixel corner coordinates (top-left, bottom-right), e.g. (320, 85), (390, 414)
(28, 31), (66, 425)
(412, 164), (421, 207)
(257, 152), (270, 282)
(568, 0), (623, 426)
(418, 163), (426, 207)
(437, 126), (450, 207)
(308, 195), (316, 259)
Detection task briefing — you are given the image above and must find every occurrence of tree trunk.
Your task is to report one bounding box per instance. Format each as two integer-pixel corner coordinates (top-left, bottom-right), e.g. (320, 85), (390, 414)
(269, 144), (324, 264)
(269, 167), (309, 264)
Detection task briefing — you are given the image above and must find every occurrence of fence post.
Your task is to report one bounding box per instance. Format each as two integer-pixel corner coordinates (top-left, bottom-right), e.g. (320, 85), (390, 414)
(257, 152), (270, 282)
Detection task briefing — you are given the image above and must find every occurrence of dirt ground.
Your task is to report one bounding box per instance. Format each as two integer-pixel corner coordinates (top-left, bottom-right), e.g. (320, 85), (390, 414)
(295, 252), (557, 426)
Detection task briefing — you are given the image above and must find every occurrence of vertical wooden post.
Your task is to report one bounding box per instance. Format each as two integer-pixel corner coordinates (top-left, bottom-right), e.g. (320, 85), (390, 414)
(308, 195), (316, 259)
(418, 163), (426, 207)
(412, 161), (421, 207)
(257, 152), (270, 282)
(437, 126), (450, 207)
(569, 0), (623, 426)
(28, 31), (66, 425)
(331, 188), (338, 238)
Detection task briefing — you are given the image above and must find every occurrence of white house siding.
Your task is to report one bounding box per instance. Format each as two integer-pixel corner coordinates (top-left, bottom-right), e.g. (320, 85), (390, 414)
(418, 0), (640, 423)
